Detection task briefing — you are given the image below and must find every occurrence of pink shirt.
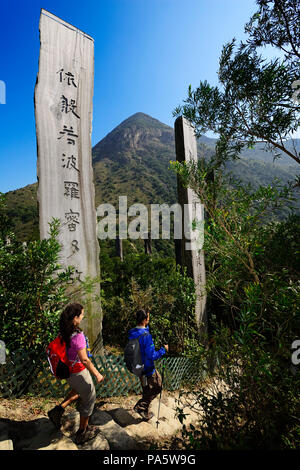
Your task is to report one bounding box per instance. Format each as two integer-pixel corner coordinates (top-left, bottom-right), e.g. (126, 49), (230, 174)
(67, 331), (86, 373)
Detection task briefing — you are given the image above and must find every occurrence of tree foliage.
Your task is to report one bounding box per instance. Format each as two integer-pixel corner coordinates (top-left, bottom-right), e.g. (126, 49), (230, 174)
(99, 243), (198, 355)
(170, 1), (300, 448)
(245, 0), (300, 61)
(170, 157), (300, 449)
(0, 194), (95, 354)
(174, 0), (300, 166)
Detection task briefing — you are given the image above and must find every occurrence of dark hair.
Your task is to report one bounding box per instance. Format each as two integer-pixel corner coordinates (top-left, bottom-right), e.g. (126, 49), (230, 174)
(136, 309), (148, 325)
(59, 303), (83, 347)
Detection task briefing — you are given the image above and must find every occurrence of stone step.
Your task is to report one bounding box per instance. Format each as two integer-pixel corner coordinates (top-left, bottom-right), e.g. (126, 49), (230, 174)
(0, 391), (200, 450)
(90, 410), (139, 450)
(0, 439), (13, 450)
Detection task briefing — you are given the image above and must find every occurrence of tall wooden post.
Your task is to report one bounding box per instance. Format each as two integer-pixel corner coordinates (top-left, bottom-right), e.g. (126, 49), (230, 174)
(174, 116), (207, 337)
(115, 236), (123, 261)
(144, 231), (152, 255)
(34, 10), (103, 352)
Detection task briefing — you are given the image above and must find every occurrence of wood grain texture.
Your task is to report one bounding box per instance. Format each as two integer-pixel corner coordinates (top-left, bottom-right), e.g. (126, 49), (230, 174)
(34, 10), (102, 350)
(175, 116), (207, 336)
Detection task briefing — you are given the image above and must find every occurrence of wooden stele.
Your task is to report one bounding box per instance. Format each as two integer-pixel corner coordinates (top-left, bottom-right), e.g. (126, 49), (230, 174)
(144, 231), (152, 255)
(34, 9), (103, 352)
(115, 236), (123, 261)
(174, 116), (207, 337)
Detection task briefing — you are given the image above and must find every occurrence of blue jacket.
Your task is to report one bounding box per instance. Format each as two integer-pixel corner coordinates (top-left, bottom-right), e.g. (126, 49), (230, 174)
(128, 325), (166, 377)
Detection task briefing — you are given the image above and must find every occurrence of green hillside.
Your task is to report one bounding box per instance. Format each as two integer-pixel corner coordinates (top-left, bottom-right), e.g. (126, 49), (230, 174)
(4, 183), (39, 242)
(4, 112), (299, 245)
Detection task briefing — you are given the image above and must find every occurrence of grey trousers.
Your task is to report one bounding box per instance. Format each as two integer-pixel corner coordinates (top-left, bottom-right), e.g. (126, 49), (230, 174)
(66, 368), (96, 417)
(135, 370), (162, 413)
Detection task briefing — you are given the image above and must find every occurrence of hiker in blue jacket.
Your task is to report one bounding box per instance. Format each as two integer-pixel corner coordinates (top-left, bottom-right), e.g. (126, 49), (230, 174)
(129, 309), (168, 421)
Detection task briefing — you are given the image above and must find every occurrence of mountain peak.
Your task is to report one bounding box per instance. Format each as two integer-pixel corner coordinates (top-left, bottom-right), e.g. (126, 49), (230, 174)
(125, 111), (154, 120)
(112, 112), (172, 131)
(92, 112), (174, 165)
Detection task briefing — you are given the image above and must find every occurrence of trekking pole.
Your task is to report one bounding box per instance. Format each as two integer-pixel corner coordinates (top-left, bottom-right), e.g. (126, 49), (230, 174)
(156, 357), (166, 429)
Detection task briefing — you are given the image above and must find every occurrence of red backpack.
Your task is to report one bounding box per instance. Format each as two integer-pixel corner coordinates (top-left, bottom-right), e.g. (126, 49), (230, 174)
(46, 335), (73, 380)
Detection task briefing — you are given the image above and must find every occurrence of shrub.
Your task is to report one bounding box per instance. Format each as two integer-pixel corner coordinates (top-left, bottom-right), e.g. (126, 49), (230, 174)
(0, 218), (77, 354)
(170, 162), (300, 449)
(101, 251), (198, 354)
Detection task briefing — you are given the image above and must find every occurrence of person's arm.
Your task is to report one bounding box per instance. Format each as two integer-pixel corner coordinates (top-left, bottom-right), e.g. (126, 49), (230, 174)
(77, 348), (104, 384)
(144, 335), (167, 361)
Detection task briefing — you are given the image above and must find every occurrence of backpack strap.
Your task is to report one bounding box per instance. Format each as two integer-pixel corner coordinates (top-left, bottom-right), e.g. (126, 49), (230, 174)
(138, 331), (149, 366)
(138, 330), (149, 342)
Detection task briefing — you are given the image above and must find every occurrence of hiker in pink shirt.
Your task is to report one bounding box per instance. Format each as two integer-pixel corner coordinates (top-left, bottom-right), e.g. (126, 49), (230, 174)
(47, 303), (104, 445)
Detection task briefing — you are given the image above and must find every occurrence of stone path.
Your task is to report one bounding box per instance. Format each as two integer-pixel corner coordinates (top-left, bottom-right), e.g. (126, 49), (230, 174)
(0, 392), (200, 450)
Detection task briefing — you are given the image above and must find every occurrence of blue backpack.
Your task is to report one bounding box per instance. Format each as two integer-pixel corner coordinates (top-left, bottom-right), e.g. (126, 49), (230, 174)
(84, 334), (92, 358)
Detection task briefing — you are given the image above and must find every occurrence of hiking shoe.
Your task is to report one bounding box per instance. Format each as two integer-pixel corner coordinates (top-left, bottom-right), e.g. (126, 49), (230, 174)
(48, 405), (65, 429)
(133, 404), (140, 413)
(133, 406), (154, 421)
(74, 425), (100, 445)
(143, 411), (154, 421)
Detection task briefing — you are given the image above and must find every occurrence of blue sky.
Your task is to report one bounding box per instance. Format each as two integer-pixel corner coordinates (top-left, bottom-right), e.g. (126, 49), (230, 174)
(0, 0), (262, 193)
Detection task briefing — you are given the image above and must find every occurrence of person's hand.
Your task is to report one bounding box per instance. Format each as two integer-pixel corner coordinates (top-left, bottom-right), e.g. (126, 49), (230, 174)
(95, 372), (104, 384)
(164, 344), (169, 352)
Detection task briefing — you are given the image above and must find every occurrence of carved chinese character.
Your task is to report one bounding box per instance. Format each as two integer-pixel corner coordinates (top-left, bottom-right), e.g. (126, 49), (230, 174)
(62, 154), (80, 172)
(58, 125), (78, 145)
(65, 209), (80, 231)
(64, 181), (80, 199)
(60, 95), (80, 119)
(67, 240), (80, 260)
(57, 68), (77, 87)
(71, 240), (80, 252)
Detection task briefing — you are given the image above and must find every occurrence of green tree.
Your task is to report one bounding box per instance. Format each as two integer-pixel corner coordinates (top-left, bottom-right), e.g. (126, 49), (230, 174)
(0, 195), (98, 354)
(170, 160), (300, 449)
(171, 158), (298, 325)
(0, 218), (73, 353)
(245, 0), (300, 61)
(170, 1), (300, 448)
(100, 250), (198, 355)
(174, 0), (300, 166)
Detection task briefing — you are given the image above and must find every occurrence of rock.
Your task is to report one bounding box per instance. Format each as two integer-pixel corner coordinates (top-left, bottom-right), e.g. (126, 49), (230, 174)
(126, 422), (158, 442)
(107, 407), (139, 427)
(0, 391), (201, 450)
(0, 405), (7, 417)
(60, 410), (80, 436)
(18, 418), (63, 450)
(78, 431), (110, 450)
(161, 394), (178, 410)
(38, 435), (78, 450)
(148, 401), (181, 437)
(170, 392), (202, 426)
(0, 439), (13, 450)
(90, 410), (113, 427)
(90, 410), (138, 450)
(0, 420), (9, 440)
